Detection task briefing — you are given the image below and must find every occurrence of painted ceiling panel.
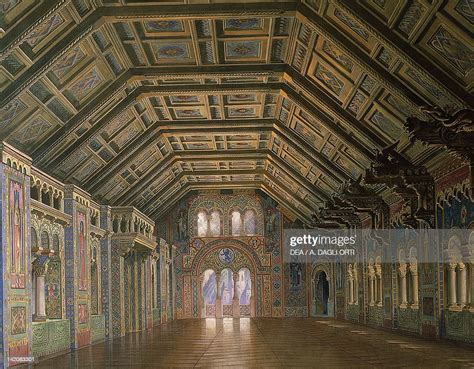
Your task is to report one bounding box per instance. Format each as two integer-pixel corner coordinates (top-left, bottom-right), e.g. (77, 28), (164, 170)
(0, 0), (471, 222)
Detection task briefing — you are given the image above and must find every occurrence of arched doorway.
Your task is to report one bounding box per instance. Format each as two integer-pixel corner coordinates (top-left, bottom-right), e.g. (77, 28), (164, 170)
(312, 266), (332, 317)
(196, 244), (257, 318)
(202, 269), (217, 317)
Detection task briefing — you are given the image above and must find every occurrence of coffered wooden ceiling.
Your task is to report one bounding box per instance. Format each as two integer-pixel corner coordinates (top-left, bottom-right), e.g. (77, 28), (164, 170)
(0, 0), (472, 222)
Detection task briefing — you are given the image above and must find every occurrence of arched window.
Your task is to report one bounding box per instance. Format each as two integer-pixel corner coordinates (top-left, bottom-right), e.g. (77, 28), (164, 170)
(41, 231), (49, 250)
(220, 268), (234, 305)
(197, 210), (208, 237)
(30, 185), (39, 201)
(52, 234), (60, 255)
(231, 211), (241, 236)
(210, 211), (221, 236)
(238, 268), (251, 305)
(243, 209), (256, 235)
(31, 228), (38, 249)
(202, 269), (217, 305)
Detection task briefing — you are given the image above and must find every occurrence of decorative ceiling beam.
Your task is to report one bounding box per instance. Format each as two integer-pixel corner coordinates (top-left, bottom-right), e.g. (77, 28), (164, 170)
(35, 81), (282, 169)
(84, 121), (274, 191)
(273, 121), (347, 181)
(282, 81), (376, 160)
(113, 150), (268, 205)
(331, 1), (473, 107)
(111, 148), (321, 216)
(262, 172), (312, 214)
(0, 10), (102, 108)
(141, 169), (264, 210)
(87, 127), (335, 206)
(261, 182), (311, 224)
(284, 69), (387, 152)
(106, 1), (297, 20)
(0, 0), (68, 57)
(296, 2), (439, 110)
(267, 151), (329, 202)
(124, 151), (317, 221)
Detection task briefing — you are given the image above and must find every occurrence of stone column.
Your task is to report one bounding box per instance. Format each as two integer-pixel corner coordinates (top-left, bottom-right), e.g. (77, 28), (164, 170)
(448, 262), (457, 307)
(410, 264), (419, 308)
(232, 272), (240, 317)
(376, 265), (383, 306)
(368, 266), (375, 306)
(399, 264), (407, 308)
(458, 262), (467, 307)
(348, 275), (354, 304)
(353, 268), (358, 305)
(240, 216), (245, 236)
(215, 274), (222, 318)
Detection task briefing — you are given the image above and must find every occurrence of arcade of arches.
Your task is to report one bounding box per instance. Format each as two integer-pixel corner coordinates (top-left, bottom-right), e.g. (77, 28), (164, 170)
(0, 0), (473, 367)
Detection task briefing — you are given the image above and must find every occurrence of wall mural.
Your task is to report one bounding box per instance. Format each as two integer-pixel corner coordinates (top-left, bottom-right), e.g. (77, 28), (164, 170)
(10, 180), (25, 289)
(158, 192), (285, 319)
(77, 211), (87, 291)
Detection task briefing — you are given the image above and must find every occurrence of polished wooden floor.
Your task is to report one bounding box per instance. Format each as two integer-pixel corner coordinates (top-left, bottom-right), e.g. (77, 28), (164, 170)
(25, 318), (473, 368)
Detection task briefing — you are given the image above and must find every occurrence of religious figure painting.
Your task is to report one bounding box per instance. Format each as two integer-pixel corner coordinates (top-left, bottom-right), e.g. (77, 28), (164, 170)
(10, 180), (25, 289)
(77, 211), (87, 291)
(78, 303), (88, 324)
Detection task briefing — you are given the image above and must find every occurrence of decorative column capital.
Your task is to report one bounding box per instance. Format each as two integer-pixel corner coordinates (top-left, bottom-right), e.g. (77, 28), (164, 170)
(448, 262), (458, 271)
(398, 263), (407, 276)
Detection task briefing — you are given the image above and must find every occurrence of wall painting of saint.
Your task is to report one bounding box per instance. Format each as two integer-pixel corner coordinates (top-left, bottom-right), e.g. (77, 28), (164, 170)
(10, 180), (25, 289)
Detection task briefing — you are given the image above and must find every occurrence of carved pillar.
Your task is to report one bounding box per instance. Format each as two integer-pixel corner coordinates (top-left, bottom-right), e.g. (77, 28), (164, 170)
(232, 272), (240, 317)
(409, 263), (419, 308)
(376, 265), (383, 306)
(448, 263), (457, 307)
(368, 266), (375, 306)
(348, 270), (354, 304)
(353, 268), (358, 305)
(458, 262), (467, 307)
(399, 264), (407, 308)
(215, 274), (222, 318)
